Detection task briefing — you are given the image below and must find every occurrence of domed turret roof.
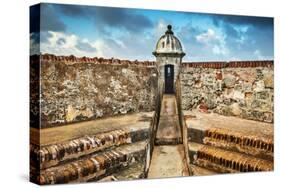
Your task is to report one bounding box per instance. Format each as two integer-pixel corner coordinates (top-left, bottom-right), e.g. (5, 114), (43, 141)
(153, 25), (185, 56)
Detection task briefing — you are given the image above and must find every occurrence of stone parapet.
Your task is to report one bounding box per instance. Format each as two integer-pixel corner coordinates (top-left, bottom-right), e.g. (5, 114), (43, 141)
(182, 60), (273, 69)
(30, 54), (156, 66)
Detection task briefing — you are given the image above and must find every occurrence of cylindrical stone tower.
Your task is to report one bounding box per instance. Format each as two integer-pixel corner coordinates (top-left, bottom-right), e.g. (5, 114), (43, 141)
(153, 25), (185, 94)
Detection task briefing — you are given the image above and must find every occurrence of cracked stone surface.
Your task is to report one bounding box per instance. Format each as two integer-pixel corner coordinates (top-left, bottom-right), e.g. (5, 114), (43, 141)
(155, 95), (182, 145)
(148, 94), (188, 178)
(30, 112), (154, 146)
(180, 66), (274, 123)
(148, 145), (188, 178)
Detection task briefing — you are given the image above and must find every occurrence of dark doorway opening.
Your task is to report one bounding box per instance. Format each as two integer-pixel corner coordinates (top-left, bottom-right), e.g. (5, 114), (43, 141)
(164, 64), (174, 93)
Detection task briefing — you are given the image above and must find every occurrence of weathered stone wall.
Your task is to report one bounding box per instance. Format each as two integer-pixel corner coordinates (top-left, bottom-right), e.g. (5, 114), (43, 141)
(31, 54), (157, 128)
(180, 61), (274, 123)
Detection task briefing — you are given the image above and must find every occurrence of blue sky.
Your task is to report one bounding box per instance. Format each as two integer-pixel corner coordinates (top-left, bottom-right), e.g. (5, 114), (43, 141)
(30, 3), (274, 61)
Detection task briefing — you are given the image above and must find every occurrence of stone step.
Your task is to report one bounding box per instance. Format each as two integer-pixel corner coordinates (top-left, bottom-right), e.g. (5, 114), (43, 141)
(98, 162), (146, 182)
(30, 125), (150, 170)
(33, 141), (149, 185)
(184, 111), (273, 161)
(188, 142), (273, 173)
(189, 164), (217, 176)
(30, 112), (155, 170)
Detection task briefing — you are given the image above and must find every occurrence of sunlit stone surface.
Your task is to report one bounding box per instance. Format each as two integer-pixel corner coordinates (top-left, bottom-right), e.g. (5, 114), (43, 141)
(30, 25), (274, 185)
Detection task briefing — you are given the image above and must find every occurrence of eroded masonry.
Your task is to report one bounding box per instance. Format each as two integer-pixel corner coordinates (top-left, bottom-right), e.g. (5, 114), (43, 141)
(30, 25), (274, 184)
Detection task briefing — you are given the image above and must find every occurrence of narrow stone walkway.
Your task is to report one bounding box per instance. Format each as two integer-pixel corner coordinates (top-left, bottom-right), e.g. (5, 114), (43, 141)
(155, 94), (182, 145)
(148, 94), (188, 178)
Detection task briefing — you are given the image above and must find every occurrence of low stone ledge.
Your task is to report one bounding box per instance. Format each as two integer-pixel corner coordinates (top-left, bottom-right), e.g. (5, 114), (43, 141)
(203, 127), (273, 160)
(184, 111), (273, 161)
(98, 162), (145, 182)
(189, 164), (217, 176)
(188, 142), (273, 173)
(30, 112), (154, 146)
(32, 141), (148, 185)
(30, 126), (150, 170)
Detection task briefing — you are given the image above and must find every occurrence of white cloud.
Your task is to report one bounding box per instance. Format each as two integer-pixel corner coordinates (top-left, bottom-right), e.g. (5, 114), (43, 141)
(155, 19), (168, 36)
(92, 40), (106, 57)
(196, 29), (217, 44)
(196, 29), (228, 56)
(40, 31), (154, 60)
(254, 50), (265, 60)
(212, 45), (227, 55)
(40, 31), (97, 57)
(92, 38), (124, 58)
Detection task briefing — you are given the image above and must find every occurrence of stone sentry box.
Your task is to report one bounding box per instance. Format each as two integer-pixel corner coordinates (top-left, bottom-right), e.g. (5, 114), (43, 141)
(153, 25), (185, 94)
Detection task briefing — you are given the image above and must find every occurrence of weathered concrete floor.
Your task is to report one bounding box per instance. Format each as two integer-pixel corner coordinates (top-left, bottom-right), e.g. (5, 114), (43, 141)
(148, 94), (188, 178)
(155, 94), (182, 144)
(148, 145), (188, 178)
(183, 110), (273, 139)
(30, 112), (154, 146)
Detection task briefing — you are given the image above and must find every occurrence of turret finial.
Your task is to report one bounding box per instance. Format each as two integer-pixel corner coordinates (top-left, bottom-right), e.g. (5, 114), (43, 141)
(165, 25), (174, 35)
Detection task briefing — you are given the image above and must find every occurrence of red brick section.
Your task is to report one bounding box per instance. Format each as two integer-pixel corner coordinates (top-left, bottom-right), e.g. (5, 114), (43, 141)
(30, 54), (156, 66)
(182, 60), (273, 69)
(31, 54), (273, 68)
(182, 61), (226, 69)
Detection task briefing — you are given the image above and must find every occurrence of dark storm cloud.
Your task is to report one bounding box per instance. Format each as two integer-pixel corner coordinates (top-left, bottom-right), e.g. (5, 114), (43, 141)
(212, 14), (273, 29)
(37, 3), (273, 60)
(40, 4), (66, 32)
(30, 32), (40, 44)
(94, 7), (153, 32)
(56, 4), (153, 33)
(56, 4), (87, 17)
(226, 25), (273, 59)
(30, 5), (40, 55)
(30, 4), (40, 33)
(208, 14), (273, 60)
(75, 41), (96, 52)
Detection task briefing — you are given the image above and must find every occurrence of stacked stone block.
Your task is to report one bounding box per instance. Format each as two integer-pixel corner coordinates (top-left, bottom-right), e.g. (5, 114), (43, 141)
(180, 60), (274, 123)
(183, 112), (273, 175)
(30, 54), (157, 128)
(30, 112), (157, 185)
